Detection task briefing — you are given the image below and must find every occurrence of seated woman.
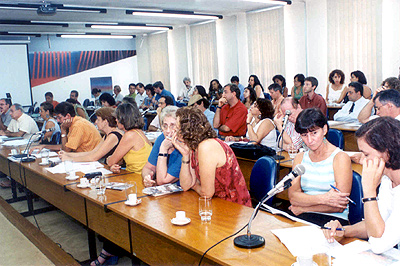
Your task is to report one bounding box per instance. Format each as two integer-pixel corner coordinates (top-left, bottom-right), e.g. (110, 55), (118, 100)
(173, 107), (251, 207)
(107, 103), (151, 173)
(141, 106), (182, 187)
(225, 98), (277, 149)
(291, 74), (305, 100)
(273, 74), (289, 97)
(66, 98), (89, 120)
(242, 86), (257, 110)
(99, 93), (116, 107)
(288, 108), (352, 226)
(324, 117), (400, 254)
(248, 74), (265, 98)
(208, 79), (223, 101)
(140, 84), (156, 110)
(325, 69), (348, 104)
(350, 70), (372, 99)
(39, 102), (61, 144)
(192, 85), (208, 98)
(59, 107), (123, 163)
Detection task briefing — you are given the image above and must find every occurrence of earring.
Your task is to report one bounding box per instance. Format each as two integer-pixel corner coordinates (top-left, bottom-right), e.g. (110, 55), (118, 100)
(323, 137), (327, 144)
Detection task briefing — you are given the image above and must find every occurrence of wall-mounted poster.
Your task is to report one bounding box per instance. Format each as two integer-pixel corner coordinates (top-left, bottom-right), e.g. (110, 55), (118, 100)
(90, 77), (113, 97)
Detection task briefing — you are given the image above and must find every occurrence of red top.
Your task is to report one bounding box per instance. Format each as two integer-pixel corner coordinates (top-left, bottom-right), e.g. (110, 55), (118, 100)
(191, 138), (251, 207)
(299, 93), (327, 115)
(219, 101), (247, 136)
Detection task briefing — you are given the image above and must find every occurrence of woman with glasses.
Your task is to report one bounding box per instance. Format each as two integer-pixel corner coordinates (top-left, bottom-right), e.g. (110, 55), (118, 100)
(141, 106), (183, 187)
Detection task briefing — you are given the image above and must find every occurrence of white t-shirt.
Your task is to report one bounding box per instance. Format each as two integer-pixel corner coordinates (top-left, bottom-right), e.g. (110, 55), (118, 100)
(7, 113), (39, 135)
(246, 118), (277, 149)
(368, 176), (400, 254)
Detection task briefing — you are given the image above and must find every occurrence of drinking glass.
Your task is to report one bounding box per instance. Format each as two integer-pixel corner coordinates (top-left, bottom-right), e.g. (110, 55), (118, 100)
(97, 175), (106, 195)
(64, 160), (74, 177)
(199, 196), (212, 222)
(288, 144), (298, 159)
(40, 149), (50, 164)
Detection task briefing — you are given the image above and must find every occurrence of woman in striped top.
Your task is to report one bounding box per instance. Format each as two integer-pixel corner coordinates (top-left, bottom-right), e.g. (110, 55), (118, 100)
(288, 108), (353, 226)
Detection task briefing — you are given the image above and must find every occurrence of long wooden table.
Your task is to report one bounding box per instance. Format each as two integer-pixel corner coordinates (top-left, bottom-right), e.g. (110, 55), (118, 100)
(0, 145), (325, 265)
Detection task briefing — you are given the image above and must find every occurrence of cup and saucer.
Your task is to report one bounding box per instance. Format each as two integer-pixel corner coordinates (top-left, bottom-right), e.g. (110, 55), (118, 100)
(125, 194), (142, 206)
(66, 174), (79, 181)
(171, 211), (191, 226)
(77, 177), (90, 188)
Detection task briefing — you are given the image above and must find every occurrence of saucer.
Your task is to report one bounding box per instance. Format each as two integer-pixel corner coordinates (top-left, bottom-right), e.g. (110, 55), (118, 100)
(125, 199), (142, 206)
(291, 262), (318, 266)
(171, 217), (191, 226)
(66, 175), (79, 181)
(77, 183), (90, 188)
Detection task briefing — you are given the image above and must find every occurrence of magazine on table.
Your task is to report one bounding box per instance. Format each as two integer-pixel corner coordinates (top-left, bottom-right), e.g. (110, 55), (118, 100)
(142, 183), (183, 197)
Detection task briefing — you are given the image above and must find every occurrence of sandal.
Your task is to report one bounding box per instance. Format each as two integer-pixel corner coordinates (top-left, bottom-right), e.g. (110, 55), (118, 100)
(91, 251), (119, 266)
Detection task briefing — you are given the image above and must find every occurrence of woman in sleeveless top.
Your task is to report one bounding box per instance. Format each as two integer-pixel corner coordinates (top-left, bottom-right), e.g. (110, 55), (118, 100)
(39, 102), (61, 144)
(59, 107), (123, 163)
(66, 98), (90, 120)
(248, 74), (265, 99)
(350, 70), (372, 99)
(291, 74), (305, 100)
(325, 69), (348, 104)
(273, 74), (289, 97)
(288, 108), (352, 226)
(173, 107), (251, 207)
(242, 86), (257, 110)
(107, 103), (151, 174)
(226, 98), (277, 149)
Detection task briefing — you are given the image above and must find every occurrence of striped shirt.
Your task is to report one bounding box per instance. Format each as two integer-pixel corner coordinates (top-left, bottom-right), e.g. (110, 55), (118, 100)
(300, 147), (349, 221)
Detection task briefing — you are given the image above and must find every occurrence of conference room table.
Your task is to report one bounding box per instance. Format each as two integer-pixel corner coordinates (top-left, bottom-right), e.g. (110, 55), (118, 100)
(0, 144), (357, 266)
(327, 104), (343, 120)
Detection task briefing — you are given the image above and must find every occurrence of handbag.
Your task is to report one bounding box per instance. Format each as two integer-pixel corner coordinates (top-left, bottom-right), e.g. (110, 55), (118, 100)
(230, 141), (276, 160)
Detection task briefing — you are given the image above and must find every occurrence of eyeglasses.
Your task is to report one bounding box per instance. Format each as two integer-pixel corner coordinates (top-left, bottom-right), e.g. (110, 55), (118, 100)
(162, 123), (176, 131)
(374, 103), (388, 112)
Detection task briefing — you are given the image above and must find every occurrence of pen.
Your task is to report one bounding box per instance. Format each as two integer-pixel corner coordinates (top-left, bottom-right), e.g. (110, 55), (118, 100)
(321, 226), (345, 231)
(330, 184), (356, 205)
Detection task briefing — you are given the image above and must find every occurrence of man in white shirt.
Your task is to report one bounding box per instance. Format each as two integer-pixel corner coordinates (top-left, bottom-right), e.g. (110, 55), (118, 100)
(0, 98), (12, 131)
(0, 103), (39, 137)
(372, 89), (400, 120)
(178, 77), (194, 100)
(334, 82), (370, 123)
(135, 83), (147, 108)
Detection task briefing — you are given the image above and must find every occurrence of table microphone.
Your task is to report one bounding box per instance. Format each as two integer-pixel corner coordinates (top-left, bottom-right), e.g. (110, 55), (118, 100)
(14, 128), (56, 161)
(281, 110), (291, 131)
(234, 164), (305, 249)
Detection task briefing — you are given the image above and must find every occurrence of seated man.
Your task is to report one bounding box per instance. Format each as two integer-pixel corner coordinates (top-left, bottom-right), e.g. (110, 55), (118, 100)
(358, 89), (400, 123)
(43, 91), (59, 109)
(188, 94), (215, 130)
(213, 83), (247, 137)
(268, 83), (285, 115)
(141, 106), (182, 187)
(299, 76), (327, 115)
(153, 81), (176, 106)
(70, 90), (80, 105)
(0, 98), (12, 131)
(334, 82), (370, 123)
(148, 96), (174, 132)
(38, 102), (101, 152)
(0, 103), (39, 137)
(274, 97), (304, 151)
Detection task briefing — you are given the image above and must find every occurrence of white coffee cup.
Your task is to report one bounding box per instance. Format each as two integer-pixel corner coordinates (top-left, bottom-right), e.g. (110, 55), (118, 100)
(296, 255), (314, 266)
(41, 157), (49, 164)
(128, 193), (137, 203)
(11, 149), (18, 155)
(176, 211), (186, 220)
(80, 177), (89, 186)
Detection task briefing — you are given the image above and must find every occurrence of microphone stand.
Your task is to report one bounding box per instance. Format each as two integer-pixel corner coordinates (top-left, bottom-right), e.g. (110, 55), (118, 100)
(234, 180), (294, 249)
(13, 131), (44, 162)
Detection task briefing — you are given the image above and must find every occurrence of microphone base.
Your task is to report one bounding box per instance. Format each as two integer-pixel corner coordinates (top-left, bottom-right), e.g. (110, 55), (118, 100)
(234, 234), (265, 249)
(21, 156), (36, 163)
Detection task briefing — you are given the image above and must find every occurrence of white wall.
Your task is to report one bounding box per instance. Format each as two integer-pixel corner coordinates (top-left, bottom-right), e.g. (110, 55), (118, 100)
(32, 56), (138, 104)
(168, 26), (189, 96)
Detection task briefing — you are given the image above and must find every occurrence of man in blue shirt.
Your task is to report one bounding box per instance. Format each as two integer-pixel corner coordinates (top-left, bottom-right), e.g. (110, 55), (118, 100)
(231, 76), (245, 101)
(188, 94), (217, 133)
(153, 81), (176, 106)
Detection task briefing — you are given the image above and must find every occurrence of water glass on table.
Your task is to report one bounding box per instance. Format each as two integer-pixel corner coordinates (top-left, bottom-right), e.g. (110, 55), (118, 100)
(288, 144), (298, 159)
(97, 176), (106, 195)
(199, 196), (212, 222)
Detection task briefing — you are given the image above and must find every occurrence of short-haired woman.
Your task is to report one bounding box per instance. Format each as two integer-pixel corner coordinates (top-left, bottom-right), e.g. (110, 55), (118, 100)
(172, 107), (251, 206)
(107, 103), (151, 173)
(288, 108), (352, 226)
(141, 106), (183, 187)
(59, 107), (123, 163)
(291, 74), (305, 100)
(324, 117), (400, 254)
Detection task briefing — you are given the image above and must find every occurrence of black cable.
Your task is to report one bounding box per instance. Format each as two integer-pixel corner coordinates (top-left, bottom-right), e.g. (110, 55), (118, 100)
(32, 211), (41, 230)
(198, 223), (248, 266)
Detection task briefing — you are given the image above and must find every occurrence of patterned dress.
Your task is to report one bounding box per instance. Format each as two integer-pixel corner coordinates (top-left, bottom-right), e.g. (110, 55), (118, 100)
(191, 138), (251, 207)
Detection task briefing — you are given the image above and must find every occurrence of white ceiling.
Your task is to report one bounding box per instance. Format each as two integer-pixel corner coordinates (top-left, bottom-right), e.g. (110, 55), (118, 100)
(0, 0), (290, 37)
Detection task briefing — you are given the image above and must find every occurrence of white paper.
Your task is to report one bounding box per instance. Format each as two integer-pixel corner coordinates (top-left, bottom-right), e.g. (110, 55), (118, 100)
(271, 226), (343, 257)
(261, 204), (315, 224)
(1, 139), (29, 147)
(45, 161), (104, 174)
(327, 121), (347, 127)
(344, 151), (359, 157)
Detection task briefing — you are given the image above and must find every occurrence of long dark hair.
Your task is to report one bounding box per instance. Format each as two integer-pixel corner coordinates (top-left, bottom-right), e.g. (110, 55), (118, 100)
(248, 74), (264, 92)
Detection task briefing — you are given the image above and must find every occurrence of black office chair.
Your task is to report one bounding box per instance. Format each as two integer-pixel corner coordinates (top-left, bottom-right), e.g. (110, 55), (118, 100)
(326, 128), (345, 150)
(348, 171), (364, 224)
(249, 155), (278, 206)
(83, 99), (90, 107)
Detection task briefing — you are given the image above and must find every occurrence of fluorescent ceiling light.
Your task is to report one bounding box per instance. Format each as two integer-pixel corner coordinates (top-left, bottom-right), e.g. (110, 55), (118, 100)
(244, 0), (287, 5)
(128, 10), (221, 20)
(60, 34), (133, 39)
(247, 5), (285, 13)
(91, 25), (170, 31)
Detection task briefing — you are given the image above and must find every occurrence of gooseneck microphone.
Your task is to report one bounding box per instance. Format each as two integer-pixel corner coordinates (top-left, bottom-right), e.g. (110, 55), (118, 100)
(234, 164), (306, 249)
